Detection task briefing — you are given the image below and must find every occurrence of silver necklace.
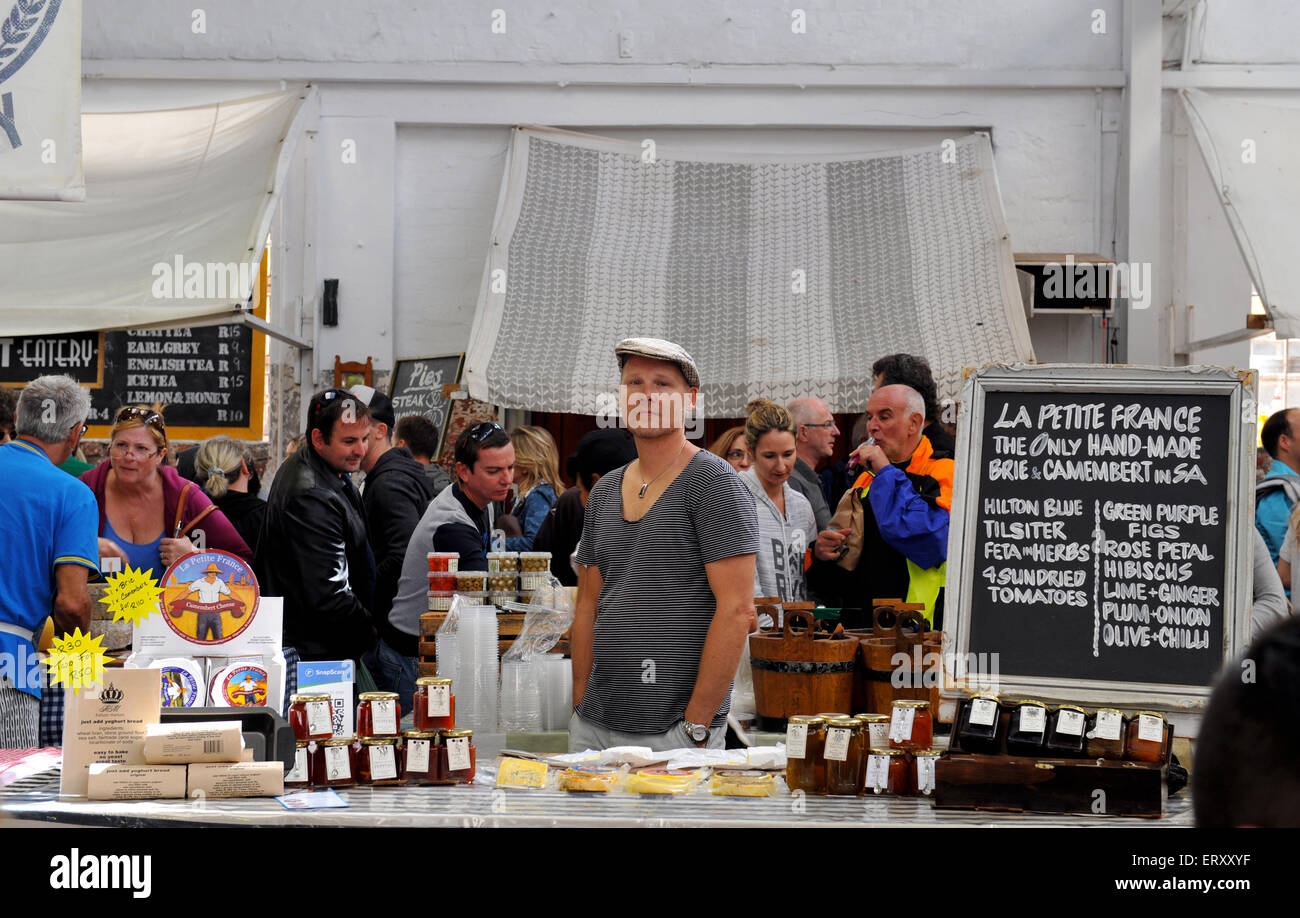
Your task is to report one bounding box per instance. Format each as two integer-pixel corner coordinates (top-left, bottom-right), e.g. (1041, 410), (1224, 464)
(638, 441), (688, 498)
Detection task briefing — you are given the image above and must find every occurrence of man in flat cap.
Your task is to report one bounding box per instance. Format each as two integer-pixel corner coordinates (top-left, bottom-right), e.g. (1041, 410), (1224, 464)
(569, 337), (759, 751)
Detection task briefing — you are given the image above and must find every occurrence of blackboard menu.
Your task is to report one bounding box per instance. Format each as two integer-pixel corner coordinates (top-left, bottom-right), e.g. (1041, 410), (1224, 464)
(388, 354), (464, 451)
(960, 376), (1242, 693)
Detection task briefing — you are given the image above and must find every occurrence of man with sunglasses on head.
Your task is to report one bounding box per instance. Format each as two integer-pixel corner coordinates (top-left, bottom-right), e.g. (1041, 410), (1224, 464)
(384, 422), (514, 708)
(257, 390), (376, 680)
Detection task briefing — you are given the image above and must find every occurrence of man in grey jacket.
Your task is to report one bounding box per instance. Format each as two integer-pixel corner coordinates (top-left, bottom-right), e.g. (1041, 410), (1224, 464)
(787, 396), (837, 531)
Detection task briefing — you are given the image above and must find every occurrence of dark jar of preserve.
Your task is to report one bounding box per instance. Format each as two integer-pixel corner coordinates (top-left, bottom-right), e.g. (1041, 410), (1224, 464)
(414, 677), (455, 731)
(955, 693), (1002, 754)
(402, 729), (440, 784)
(285, 740), (314, 788)
(864, 748), (909, 795)
(855, 713), (891, 751)
(1005, 700), (1049, 757)
(314, 736), (358, 788)
(910, 748), (941, 796)
(784, 715), (826, 795)
(823, 717), (865, 796)
(1086, 708), (1128, 758)
(440, 728), (476, 784)
(358, 737), (402, 785)
(288, 693), (334, 741)
(1125, 711), (1169, 763)
(357, 691), (402, 738)
(888, 700), (933, 749)
(1045, 704), (1089, 757)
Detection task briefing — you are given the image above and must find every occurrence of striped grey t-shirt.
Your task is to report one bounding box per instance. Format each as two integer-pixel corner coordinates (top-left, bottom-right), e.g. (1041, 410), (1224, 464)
(575, 449), (760, 734)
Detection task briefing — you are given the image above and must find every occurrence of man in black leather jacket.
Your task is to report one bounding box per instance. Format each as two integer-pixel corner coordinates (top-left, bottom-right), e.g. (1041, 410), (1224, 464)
(256, 390), (377, 674)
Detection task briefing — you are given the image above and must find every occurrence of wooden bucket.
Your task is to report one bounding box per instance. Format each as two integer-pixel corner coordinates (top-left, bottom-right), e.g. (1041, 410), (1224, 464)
(749, 610), (858, 728)
(755, 596), (783, 631)
(858, 606), (941, 713)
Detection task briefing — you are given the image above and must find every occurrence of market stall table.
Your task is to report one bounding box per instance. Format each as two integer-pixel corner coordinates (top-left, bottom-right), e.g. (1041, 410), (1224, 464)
(1, 766), (1194, 828)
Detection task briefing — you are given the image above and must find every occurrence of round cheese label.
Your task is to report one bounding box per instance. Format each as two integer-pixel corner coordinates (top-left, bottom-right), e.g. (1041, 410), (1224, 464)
(212, 663), (269, 707)
(157, 657), (204, 708)
(159, 550), (260, 646)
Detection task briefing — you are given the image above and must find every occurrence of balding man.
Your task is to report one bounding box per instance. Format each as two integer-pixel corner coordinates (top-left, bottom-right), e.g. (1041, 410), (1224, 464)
(807, 384), (954, 629)
(786, 396), (838, 531)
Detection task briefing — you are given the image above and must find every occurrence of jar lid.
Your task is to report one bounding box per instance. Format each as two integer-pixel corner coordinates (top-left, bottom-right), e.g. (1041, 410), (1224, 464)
(815, 712), (849, 720)
(788, 715), (826, 727)
(519, 551), (552, 558)
(295, 739), (312, 748)
(854, 713), (890, 723)
(868, 747), (905, 756)
(892, 700), (930, 709)
(1013, 699), (1048, 708)
(1133, 710), (1167, 720)
(827, 717), (860, 729)
(427, 552), (460, 557)
(416, 676), (453, 686)
(1055, 704), (1088, 715)
(323, 736), (355, 746)
(358, 691), (398, 701)
(359, 736), (399, 746)
(290, 693), (332, 703)
(403, 728), (440, 739)
(1094, 707), (1126, 716)
(912, 748), (943, 757)
(442, 728), (474, 738)
(970, 692), (1000, 702)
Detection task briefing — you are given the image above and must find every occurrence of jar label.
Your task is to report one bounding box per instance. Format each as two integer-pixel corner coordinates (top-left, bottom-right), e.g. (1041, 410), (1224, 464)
(488, 558), (501, 573)
(407, 739), (431, 774)
(865, 754), (889, 793)
(325, 744), (351, 780)
(1019, 705), (1046, 734)
(916, 756), (936, 795)
(868, 723), (889, 748)
(448, 558), (458, 573)
(373, 699), (397, 735)
(824, 727), (850, 762)
(1138, 714), (1164, 743)
(428, 684), (451, 718)
(889, 705), (915, 743)
(969, 698), (998, 727)
(447, 736), (472, 772)
(306, 700), (332, 737)
(1057, 709), (1085, 736)
(286, 747), (308, 783)
(1093, 710), (1122, 741)
(370, 743), (397, 781)
(786, 723), (808, 759)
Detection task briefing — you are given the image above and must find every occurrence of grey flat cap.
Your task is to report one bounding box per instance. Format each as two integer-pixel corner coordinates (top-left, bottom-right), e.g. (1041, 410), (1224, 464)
(614, 337), (700, 388)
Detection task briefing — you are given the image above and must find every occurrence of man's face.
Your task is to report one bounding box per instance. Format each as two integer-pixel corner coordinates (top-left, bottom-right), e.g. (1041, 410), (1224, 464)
(1283, 410), (1300, 465)
(205, 572), (217, 581)
(362, 421), (389, 473)
(313, 416), (370, 474)
(864, 387), (923, 463)
(797, 398), (839, 461)
(619, 356), (695, 441)
(458, 443), (516, 508)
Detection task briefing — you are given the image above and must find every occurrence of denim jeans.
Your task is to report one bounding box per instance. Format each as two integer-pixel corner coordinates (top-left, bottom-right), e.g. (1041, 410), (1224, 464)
(373, 637), (418, 715)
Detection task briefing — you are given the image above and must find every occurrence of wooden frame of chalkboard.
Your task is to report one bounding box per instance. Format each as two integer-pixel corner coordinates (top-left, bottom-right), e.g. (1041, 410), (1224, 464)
(388, 353), (466, 458)
(943, 364), (1256, 715)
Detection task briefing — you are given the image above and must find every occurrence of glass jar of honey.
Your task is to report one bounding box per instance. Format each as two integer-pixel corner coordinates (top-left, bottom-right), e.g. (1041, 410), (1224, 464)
(285, 740), (314, 788)
(1125, 711), (1169, 763)
(1045, 704), (1088, 757)
(413, 676), (455, 731)
(402, 729), (440, 784)
(1005, 700), (1049, 757)
(1086, 708), (1128, 758)
(356, 691), (401, 738)
(910, 748), (941, 796)
(784, 715), (826, 795)
(287, 693), (334, 741)
(955, 693), (1002, 754)
(864, 748), (909, 795)
(855, 713), (891, 751)
(358, 737), (402, 786)
(823, 717), (865, 796)
(440, 728), (476, 784)
(314, 736), (358, 788)
(888, 700), (933, 749)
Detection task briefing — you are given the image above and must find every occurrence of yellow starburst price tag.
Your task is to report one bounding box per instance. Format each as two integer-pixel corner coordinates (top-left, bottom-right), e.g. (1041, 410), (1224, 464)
(98, 565), (164, 626)
(45, 628), (107, 696)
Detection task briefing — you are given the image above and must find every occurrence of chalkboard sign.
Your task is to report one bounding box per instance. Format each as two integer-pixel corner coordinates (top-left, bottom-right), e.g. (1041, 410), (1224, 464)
(945, 365), (1255, 710)
(388, 353), (465, 453)
(0, 325), (263, 440)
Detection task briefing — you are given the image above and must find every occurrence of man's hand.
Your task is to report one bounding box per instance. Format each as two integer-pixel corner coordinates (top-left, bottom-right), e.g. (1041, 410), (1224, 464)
(851, 442), (889, 474)
(815, 528), (851, 562)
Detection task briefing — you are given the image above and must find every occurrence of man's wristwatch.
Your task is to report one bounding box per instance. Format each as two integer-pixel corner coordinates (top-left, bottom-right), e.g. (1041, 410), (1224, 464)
(682, 719), (709, 744)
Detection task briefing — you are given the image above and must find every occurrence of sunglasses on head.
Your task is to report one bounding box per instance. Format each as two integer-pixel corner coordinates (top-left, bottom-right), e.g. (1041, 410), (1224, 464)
(115, 406), (165, 429)
(467, 421), (505, 443)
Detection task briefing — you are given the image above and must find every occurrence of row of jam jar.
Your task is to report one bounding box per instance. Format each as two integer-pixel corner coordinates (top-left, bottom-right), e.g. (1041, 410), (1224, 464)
(786, 716), (941, 796)
(288, 681), (456, 743)
(285, 728), (477, 788)
(954, 694), (1171, 762)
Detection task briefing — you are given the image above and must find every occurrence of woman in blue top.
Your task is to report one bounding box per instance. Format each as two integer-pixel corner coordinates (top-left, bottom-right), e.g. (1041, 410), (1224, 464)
(504, 426), (563, 552)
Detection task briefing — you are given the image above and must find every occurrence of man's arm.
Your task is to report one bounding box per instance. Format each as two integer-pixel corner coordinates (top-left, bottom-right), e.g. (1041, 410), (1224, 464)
(683, 552), (757, 727)
(571, 561), (601, 709)
(866, 465), (949, 569)
(51, 563), (92, 638)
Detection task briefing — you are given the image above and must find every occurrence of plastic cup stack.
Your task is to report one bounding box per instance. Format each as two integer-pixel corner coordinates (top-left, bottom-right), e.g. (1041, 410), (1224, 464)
(499, 660), (543, 732)
(435, 631), (459, 683)
(457, 605), (498, 732)
(540, 655), (573, 731)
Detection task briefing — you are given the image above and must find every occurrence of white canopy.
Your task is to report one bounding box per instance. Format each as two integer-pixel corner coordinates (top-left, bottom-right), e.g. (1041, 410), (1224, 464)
(0, 90), (308, 335)
(1182, 89), (1300, 339)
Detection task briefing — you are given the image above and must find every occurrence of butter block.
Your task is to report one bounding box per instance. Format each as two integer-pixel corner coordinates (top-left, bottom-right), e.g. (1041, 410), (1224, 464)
(186, 761), (284, 799)
(144, 721), (244, 764)
(87, 764), (187, 801)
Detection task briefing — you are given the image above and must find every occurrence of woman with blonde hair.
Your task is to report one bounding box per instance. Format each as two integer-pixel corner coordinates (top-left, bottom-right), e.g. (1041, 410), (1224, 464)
(505, 425), (564, 551)
(708, 425), (751, 472)
(196, 435), (267, 557)
(80, 406), (251, 572)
